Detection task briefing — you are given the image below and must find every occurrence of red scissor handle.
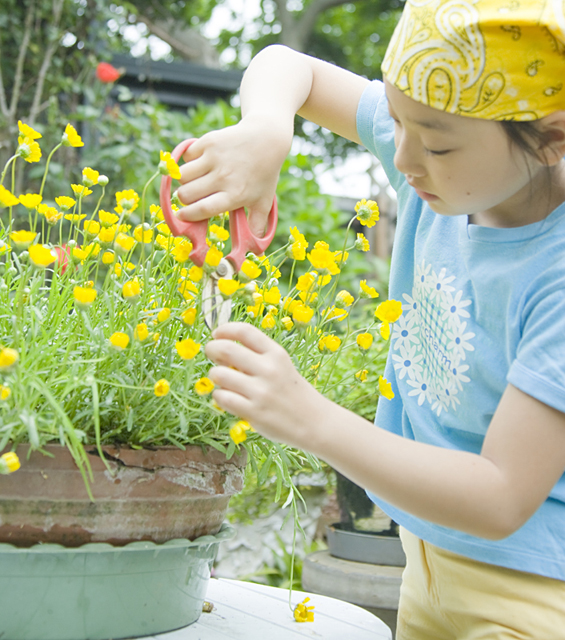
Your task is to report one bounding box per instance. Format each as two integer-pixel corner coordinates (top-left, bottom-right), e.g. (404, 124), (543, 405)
(159, 138), (278, 271)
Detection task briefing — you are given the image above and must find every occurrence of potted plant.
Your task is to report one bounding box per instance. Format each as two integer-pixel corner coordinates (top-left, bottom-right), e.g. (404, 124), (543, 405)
(0, 121), (401, 639)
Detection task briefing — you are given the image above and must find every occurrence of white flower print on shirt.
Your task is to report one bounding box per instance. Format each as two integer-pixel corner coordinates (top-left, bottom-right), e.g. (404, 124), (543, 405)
(394, 260), (475, 416)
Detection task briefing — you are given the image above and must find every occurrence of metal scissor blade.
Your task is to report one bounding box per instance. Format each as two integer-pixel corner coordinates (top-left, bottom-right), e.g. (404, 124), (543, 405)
(202, 259), (235, 330)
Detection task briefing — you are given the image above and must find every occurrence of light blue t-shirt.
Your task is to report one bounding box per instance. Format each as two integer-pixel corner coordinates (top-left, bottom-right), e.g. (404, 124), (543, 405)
(357, 80), (565, 581)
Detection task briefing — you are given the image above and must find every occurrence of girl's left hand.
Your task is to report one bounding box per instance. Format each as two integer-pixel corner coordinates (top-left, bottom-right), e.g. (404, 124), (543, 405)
(205, 322), (330, 450)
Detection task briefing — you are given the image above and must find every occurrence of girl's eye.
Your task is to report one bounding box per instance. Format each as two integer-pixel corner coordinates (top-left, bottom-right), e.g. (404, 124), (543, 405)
(425, 148), (451, 156)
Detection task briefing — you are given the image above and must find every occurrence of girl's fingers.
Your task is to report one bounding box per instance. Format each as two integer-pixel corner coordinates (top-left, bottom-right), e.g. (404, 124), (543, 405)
(176, 192), (232, 222)
(205, 338), (265, 376)
(211, 388), (253, 421)
(208, 365), (254, 398)
(211, 322), (278, 355)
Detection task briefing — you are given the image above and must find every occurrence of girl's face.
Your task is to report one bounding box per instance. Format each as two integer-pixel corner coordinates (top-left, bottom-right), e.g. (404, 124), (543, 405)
(384, 80), (553, 228)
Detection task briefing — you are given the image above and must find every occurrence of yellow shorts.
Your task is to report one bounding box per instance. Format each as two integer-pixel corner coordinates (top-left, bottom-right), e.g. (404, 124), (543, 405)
(396, 527), (565, 640)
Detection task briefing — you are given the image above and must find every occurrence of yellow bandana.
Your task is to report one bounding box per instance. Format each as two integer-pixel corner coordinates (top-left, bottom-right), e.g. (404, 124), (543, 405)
(382, 0), (565, 120)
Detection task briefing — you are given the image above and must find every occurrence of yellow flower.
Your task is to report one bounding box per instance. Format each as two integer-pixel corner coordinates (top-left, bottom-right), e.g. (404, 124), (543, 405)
(115, 232), (135, 254)
(261, 312), (276, 330)
(73, 285), (97, 309)
(355, 232), (370, 252)
(239, 259), (262, 281)
(355, 369), (369, 382)
(181, 307), (197, 325)
(98, 225), (117, 244)
(83, 220), (101, 236)
(155, 233), (173, 251)
(65, 214), (87, 224)
(102, 250), (115, 265)
(10, 230), (37, 250)
(38, 204), (63, 225)
(98, 210), (119, 226)
(134, 323), (149, 341)
(175, 338), (201, 360)
(187, 265), (203, 282)
(218, 278), (240, 298)
(0, 385), (11, 400)
(62, 123), (84, 147)
(208, 224), (230, 243)
(288, 240), (307, 261)
(356, 332), (374, 350)
(324, 306), (348, 322)
(154, 379), (170, 397)
(379, 322), (391, 340)
(133, 224), (153, 244)
(109, 332), (129, 350)
(335, 290), (354, 308)
(263, 286), (281, 306)
(299, 290), (317, 305)
(157, 308), (171, 323)
(18, 120), (41, 139)
(204, 245), (223, 268)
(178, 279), (199, 300)
(296, 273), (316, 293)
(172, 238), (193, 263)
(229, 420), (253, 445)
(19, 193), (42, 210)
(292, 303), (314, 326)
(0, 186), (20, 207)
(318, 334), (341, 353)
(195, 377), (215, 396)
(122, 278), (141, 300)
(115, 189), (140, 214)
(71, 184), (92, 197)
(29, 244), (56, 268)
(375, 299), (403, 323)
(307, 246), (340, 276)
(289, 226), (308, 247)
(17, 136), (41, 163)
(281, 316), (294, 331)
(355, 199), (380, 227)
(334, 250), (349, 265)
(159, 150), (181, 180)
(0, 451), (20, 474)
(82, 167), (99, 187)
(0, 347), (18, 371)
(150, 204), (164, 221)
(294, 597), (315, 623)
(55, 195), (76, 211)
(378, 375), (394, 400)
(359, 279), (379, 299)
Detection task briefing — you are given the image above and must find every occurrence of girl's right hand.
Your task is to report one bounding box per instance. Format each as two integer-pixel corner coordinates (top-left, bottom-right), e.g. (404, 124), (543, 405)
(175, 113), (293, 237)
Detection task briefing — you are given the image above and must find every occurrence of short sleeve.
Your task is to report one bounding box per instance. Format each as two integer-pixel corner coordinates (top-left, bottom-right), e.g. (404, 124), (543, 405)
(508, 283), (565, 414)
(356, 80), (405, 192)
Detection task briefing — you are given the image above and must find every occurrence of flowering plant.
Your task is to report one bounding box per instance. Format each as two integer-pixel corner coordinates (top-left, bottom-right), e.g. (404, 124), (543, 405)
(0, 121), (400, 492)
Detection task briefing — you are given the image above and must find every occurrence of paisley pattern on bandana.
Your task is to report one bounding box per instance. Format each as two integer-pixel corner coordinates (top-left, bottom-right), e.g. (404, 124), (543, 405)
(382, 0), (565, 120)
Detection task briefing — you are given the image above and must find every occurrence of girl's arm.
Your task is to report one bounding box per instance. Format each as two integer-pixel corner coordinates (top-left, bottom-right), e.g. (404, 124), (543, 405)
(206, 323), (565, 541)
(176, 45), (369, 234)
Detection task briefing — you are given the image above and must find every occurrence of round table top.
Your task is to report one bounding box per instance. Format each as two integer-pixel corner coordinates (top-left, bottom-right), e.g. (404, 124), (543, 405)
(148, 578), (393, 639)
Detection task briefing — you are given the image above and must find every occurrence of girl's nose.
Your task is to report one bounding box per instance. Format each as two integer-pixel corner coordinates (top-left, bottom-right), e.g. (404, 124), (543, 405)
(393, 132), (425, 178)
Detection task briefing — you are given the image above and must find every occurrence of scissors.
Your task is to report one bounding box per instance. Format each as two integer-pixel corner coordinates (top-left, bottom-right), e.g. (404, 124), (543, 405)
(159, 138), (278, 329)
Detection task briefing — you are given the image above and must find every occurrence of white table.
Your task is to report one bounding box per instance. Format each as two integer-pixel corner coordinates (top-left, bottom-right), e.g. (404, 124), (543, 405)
(149, 578), (393, 639)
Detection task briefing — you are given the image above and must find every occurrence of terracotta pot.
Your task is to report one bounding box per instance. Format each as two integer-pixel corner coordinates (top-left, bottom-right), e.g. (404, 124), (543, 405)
(0, 444), (246, 547)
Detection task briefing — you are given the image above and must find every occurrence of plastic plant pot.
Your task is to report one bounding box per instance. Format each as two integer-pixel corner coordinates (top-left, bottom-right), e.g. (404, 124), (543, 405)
(0, 523), (235, 640)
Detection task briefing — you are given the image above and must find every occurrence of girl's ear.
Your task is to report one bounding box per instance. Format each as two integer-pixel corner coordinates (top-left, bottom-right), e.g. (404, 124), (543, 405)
(538, 111), (565, 166)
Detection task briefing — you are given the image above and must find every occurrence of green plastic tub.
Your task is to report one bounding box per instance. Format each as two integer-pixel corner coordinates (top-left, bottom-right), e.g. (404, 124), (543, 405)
(0, 523), (235, 640)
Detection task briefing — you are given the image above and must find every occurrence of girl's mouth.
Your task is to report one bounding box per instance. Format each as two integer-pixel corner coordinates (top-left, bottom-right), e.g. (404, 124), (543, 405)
(414, 187), (439, 202)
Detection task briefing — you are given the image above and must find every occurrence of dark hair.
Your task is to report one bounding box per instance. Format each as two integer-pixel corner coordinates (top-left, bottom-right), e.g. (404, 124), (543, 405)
(500, 120), (552, 163)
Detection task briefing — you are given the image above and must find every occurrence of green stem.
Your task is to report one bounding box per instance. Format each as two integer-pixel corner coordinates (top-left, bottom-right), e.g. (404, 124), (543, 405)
(39, 143), (62, 197)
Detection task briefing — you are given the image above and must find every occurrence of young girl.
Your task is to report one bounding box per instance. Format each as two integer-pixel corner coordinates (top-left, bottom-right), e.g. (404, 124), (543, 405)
(177, 2), (565, 637)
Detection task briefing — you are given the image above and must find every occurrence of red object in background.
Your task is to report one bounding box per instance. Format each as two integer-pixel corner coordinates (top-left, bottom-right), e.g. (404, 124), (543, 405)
(96, 62), (122, 83)
(54, 245), (72, 274)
